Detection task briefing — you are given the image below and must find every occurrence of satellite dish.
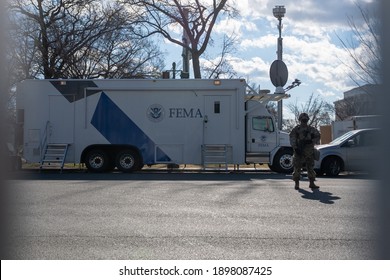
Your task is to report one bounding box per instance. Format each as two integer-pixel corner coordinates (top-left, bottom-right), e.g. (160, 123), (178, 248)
(270, 60), (288, 87)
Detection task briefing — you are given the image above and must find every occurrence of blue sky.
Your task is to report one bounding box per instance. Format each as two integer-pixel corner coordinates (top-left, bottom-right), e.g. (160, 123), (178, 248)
(160, 0), (379, 119)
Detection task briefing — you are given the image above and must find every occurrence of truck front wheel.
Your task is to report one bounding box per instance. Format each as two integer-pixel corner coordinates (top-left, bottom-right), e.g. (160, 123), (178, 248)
(269, 149), (293, 173)
(115, 150), (141, 173)
(85, 149), (111, 173)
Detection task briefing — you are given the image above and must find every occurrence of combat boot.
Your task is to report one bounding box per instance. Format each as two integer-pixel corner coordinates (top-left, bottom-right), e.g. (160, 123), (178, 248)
(309, 179), (319, 189)
(294, 180), (299, 190)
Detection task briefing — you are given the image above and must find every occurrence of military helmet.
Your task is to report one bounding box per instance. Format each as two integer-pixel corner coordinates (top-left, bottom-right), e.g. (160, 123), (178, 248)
(298, 113), (309, 121)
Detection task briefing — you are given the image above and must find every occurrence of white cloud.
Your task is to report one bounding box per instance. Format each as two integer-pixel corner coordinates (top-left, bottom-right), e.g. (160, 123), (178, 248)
(214, 18), (258, 37)
(161, 0), (379, 108)
(240, 35), (276, 50)
(282, 35), (355, 90)
(317, 88), (338, 98)
(228, 56), (269, 79)
(231, 0), (270, 18)
(231, 30), (354, 91)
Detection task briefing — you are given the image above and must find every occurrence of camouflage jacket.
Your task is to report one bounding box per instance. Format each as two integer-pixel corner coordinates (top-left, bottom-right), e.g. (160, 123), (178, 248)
(289, 124), (321, 150)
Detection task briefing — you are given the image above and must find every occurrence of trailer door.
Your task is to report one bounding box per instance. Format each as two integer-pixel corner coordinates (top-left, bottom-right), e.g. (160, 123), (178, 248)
(203, 95), (231, 144)
(49, 95), (74, 143)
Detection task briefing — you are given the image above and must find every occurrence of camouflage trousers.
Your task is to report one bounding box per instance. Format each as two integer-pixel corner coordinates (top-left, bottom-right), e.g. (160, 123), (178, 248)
(292, 147), (316, 181)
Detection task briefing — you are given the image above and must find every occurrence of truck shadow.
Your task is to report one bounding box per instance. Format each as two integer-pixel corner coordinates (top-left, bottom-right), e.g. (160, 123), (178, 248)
(298, 188), (341, 204)
(9, 169), (289, 181)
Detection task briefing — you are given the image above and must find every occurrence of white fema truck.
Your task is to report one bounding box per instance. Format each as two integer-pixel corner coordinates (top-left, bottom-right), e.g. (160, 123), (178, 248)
(16, 79), (293, 173)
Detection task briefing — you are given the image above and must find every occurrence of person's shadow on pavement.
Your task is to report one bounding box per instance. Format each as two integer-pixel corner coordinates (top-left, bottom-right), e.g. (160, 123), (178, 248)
(298, 188), (341, 204)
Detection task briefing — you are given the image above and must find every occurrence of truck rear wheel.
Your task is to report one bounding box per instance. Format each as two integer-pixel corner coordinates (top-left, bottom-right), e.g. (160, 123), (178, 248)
(85, 149), (111, 173)
(269, 149), (293, 173)
(115, 150), (141, 173)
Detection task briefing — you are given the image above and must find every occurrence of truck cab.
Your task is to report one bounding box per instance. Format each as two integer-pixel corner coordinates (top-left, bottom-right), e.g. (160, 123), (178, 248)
(245, 94), (293, 173)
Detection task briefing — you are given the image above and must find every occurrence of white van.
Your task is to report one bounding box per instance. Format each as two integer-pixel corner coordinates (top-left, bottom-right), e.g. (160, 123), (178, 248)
(314, 128), (380, 176)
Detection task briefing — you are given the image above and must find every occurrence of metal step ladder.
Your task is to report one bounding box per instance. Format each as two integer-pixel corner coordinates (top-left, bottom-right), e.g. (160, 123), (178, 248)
(40, 143), (69, 172)
(201, 144), (231, 171)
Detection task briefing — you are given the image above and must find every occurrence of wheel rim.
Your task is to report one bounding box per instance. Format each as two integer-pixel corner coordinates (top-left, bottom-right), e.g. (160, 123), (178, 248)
(89, 155), (104, 169)
(119, 154), (135, 169)
(279, 154), (293, 170)
(329, 159), (340, 175)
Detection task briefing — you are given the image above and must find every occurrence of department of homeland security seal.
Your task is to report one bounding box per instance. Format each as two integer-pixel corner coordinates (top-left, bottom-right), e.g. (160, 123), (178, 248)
(147, 104), (165, 122)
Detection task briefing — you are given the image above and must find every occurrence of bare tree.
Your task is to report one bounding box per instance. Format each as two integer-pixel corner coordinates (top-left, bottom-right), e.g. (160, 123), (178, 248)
(122, 0), (237, 78)
(333, 3), (381, 121)
(337, 3), (381, 86)
(286, 93), (334, 131)
(8, 0), (164, 80)
(202, 34), (237, 79)
(9, 0), (102, 78)
(64, 24), (165, 79)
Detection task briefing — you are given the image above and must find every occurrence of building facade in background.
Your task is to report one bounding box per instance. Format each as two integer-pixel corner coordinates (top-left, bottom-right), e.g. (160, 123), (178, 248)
(334, 84), (379, 121)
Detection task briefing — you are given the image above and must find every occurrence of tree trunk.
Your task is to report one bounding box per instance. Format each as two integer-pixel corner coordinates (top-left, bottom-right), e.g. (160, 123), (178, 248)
(191, 51), (202, 79)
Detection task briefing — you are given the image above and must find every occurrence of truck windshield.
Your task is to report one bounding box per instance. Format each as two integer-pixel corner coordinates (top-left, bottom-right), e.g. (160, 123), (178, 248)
(252, 116), (274, 132)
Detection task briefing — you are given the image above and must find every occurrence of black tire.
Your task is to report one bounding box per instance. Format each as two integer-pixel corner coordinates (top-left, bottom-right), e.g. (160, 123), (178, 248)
(85, 149), (111, 173)
(268, 163), (278, 173)
(270, 148), (294, 173)
(323, 157), (342, 177)
(115, 150), (141, 173)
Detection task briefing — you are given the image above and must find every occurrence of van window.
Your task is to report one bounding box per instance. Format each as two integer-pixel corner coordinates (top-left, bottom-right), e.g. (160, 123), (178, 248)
(252, 116), (274, 132)
(344, 130), (379, 147)
(355, 130), (379, 146)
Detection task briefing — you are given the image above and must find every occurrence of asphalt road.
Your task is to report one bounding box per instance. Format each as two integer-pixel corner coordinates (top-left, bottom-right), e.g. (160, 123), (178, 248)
(5, 170), (380, 259)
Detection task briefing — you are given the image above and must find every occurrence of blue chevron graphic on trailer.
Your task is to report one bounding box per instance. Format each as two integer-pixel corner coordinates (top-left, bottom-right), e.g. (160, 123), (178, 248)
(50, 80), (100, 103)
(90, 92), (171, 164)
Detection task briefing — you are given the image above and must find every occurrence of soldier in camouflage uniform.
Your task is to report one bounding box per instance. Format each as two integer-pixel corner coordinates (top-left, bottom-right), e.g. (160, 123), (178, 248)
(289, 113), (321, 190)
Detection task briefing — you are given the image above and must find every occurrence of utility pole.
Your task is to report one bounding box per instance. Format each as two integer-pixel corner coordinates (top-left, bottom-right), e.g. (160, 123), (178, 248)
(181, 8), (190, 79)
(272, 5), (287, 130)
